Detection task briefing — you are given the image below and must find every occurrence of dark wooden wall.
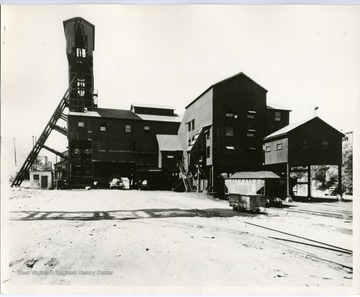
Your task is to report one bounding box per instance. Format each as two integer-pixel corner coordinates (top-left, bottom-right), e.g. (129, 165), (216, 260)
(212, 74), (267, 170)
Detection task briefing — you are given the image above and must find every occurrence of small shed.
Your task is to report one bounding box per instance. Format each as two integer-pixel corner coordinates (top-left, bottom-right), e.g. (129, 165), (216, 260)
(225, 171), (285, 197)
(29, 170), (53, 189)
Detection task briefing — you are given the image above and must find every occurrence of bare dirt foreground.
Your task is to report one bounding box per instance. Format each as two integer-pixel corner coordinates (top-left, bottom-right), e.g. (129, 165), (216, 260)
(6, 188), (353, 291)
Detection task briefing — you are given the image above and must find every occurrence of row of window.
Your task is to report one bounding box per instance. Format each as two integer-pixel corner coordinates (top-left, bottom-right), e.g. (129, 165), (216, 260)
(188, 119), (195, 131)
(225, 127), (256, 137)
(265, 139), (329, 152)
(225, 109), (281, 122)
(78, 122), (150, 133)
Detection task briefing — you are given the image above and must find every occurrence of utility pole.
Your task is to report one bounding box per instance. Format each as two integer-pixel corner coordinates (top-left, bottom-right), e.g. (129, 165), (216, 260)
(13, 138), (17, 166)
(314, 106), (319, 117)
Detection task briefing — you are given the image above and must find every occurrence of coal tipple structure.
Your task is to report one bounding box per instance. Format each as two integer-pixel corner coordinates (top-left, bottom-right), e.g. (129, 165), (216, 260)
(13, 17), (345, 199)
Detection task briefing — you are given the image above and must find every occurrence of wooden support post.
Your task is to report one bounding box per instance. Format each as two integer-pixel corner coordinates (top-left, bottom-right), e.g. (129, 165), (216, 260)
(285, 163), (293, 202)
(307, 165), (311, 198)
(338, 164), (342, 199)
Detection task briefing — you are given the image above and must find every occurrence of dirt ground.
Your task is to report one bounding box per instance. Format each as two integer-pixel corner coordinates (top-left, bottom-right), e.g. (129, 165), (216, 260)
(4, 188), (353, 292)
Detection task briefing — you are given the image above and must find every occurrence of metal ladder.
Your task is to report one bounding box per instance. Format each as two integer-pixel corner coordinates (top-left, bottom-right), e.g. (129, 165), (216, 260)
(11, 89), (70, 187)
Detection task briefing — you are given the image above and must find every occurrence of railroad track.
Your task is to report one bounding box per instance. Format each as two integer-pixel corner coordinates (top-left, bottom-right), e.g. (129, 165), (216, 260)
(282, 208), (352, 220)
(244, 221), (353, 271)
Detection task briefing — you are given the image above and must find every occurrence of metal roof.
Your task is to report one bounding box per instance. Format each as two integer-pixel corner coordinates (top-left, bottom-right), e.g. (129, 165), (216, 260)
(264, 116), (345, 141)
(136, 114), (182, 123)
(267, 103), (292, 111)
(131, 103), (175, 110)
(68, 108), (182, 122)
(228, 171), (280, 179)
(156, 135), (183, 151)
(96, 108), (142, 120)
(185, 72), (267, 109)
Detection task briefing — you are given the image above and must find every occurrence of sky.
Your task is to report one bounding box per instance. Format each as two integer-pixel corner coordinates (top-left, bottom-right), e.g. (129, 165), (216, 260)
(2, 4), (360, 171)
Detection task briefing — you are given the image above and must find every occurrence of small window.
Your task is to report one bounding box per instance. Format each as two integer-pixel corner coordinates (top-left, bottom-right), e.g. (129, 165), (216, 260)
(78, 122), (84, 128)
(191, 119), (195, 130)
(322, 139), (329, 150)
(33, 174), (39, 181)
(167, 155), (174, 159)
(276, 141), (283, 150)
(275, 111), (281, 122)
(206, 146), (210, 158)
(247, 129), (256, 137)
(225, 127), (234, 136)
(188, 139), (192, 146)
(226, 112), (234, 118)
(225, 146), (235, 154)
(265, 145), (271, 152)
(247, 111), (256, 119)
(144, 126), (150, 133)
(100, 123), (107, 132)
(188, 122), (191, 132)
(76, 48), (86, 58)
(125, 125), (131, 133)
(206, 131), (210, 140)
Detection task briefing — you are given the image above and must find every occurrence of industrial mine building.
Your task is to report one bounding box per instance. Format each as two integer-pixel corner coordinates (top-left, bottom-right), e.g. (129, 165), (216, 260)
(12, 17), (344, 199)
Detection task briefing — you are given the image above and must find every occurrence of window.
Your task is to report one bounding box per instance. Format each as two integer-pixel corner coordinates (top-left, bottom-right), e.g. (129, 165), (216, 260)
(247, 111), (256, 119)
(144, 126), (150, 133)
(100, 123), (107, 132)
(265, 145), (271, 152)
(77, 79), (85, 96)
(125, 125), (131, 133)
(225, 146), (235, 154)
(302, 138), (309, 150)
(225, 127), (234, 136)
(76, 48), (86, 58)
(191, 119), (195, 130)
(247, 129), (256, 137)
(206, 131), (210, 139)
(206, 146), (210, 158)
(167, 155), (174, 159)
(322, 139), (329, 150)
(33, 174), (39, 181)
(275, 111), (281, 122)
(276, 141), (283, 150)
(188, 122), (191, 132)
(78, 122), (84, 128)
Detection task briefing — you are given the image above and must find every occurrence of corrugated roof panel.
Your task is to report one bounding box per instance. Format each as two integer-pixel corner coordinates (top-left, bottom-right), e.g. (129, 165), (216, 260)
(131, 103), (174, 110)
(267, 103), (292, 111)
(137, 114), (182, 122)
(156, 135), (183, 151)
(229, 171), (280, 179)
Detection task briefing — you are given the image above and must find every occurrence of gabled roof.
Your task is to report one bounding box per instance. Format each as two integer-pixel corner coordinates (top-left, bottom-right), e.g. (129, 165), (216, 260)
(228, 171), (280, 179)
(267, 103), (292, 111)
(185, 72), (267, 109)
(264, 116), (344, 141)
(156, 135), (183, 151)
(63, 17), (95, 29)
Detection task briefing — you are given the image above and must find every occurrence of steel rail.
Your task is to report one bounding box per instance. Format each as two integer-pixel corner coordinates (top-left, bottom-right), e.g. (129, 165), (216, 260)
(244, 221), (352, 254)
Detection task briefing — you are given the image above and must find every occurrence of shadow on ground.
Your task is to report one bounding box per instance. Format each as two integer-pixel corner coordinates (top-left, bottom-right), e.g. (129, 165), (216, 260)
(10, 207), (268, 221)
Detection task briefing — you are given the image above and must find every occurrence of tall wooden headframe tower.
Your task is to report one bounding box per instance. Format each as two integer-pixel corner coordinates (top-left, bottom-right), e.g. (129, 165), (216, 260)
(63, 17), (97, 186)
(11, 17), (96, 187)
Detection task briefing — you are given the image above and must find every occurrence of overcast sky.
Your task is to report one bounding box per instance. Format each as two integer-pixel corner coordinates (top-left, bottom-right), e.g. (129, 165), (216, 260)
(2, 5), (360, 168)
